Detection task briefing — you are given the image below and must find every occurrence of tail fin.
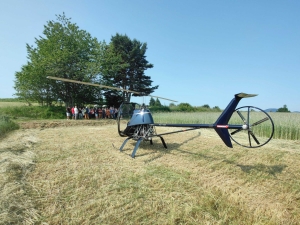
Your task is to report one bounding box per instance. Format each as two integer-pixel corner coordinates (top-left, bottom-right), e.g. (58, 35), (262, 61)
(214, 93), (257, 147)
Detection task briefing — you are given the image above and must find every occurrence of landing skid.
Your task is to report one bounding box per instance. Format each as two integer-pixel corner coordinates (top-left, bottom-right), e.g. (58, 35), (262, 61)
(118, 136), (168, 158)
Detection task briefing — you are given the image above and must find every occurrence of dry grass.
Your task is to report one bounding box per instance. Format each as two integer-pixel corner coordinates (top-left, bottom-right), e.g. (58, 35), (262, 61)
(1, 120), (300, 224)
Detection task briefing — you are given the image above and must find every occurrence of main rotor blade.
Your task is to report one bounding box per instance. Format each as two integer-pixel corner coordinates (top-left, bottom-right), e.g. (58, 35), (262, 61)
(47, 76), (140, 94)
(47, 76), (177, 102)
(147, 94), (177, 102)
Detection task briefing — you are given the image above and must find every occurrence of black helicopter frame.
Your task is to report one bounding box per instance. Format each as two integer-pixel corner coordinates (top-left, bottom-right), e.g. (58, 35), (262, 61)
(118, 123), (200, 158)
(116, 93), (274, 158)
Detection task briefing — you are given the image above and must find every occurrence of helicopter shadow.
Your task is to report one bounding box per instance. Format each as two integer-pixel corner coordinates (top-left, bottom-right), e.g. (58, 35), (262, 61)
(117, 135), (287, 178)
(138, 137), (287, 178)
(140, 132), (204, 163)
(235, 163), (287, 178)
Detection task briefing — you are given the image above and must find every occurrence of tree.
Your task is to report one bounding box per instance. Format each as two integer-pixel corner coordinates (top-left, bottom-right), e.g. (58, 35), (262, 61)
(149, 97), (155, 106)
(169, 102), (176, 107)
(101, 33), (158, 103)
(155, 98), (162, 106)
(14, 63), (54, 106)
(277, 104), (290, 112)
(103, 90), (123, 108)
(177, 103), (194, 112)
(212, 106), (221, 111)
(14, 13), (104, 106)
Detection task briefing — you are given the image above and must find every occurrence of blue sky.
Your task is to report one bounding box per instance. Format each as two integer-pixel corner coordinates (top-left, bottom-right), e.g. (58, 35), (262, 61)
(1, 1), (299, 111)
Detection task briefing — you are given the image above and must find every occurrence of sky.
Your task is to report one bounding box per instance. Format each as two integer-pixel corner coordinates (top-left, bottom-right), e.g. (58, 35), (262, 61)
(1, 0), (299, 111)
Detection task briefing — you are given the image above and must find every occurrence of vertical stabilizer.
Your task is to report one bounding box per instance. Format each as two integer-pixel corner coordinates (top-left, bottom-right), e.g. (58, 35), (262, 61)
(214, 93), (257, 147)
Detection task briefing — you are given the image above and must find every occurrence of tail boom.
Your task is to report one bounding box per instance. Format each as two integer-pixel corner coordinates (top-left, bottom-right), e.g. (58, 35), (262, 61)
(213, 93), (257, 147)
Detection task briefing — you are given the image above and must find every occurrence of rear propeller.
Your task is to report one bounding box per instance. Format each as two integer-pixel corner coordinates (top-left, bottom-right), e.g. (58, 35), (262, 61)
(228, 106), (274, 148)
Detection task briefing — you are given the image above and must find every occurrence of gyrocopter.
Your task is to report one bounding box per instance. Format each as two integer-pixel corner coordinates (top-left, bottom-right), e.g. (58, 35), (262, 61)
(47, 76), (275, 158)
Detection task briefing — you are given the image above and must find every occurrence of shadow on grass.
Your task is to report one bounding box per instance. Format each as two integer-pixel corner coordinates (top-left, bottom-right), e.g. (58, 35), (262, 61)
(236, 163), (287, 177)
(0, 147), (27, 155)
(114, 132), (287, 178)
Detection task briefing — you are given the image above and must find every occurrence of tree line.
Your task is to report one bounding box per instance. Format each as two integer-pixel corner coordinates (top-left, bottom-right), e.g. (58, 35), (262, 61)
(14, 13), (157, 108)
(148, 97), (221, 112)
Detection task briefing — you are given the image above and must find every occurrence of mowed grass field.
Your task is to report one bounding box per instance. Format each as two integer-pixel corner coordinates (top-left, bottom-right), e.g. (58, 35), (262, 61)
(1, 119), (300, 224)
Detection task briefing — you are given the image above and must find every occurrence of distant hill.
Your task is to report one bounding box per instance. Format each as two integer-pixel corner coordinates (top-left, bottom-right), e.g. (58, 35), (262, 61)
(265, 108), (278, 112)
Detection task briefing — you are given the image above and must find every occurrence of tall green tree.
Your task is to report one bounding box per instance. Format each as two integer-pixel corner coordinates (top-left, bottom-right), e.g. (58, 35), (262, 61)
(155, 98), (162, 106)
(101, 33), (158, 103)
(149, 97), (155, 106)
(14, 13), (104, 106)
(103, 90), (123, 107)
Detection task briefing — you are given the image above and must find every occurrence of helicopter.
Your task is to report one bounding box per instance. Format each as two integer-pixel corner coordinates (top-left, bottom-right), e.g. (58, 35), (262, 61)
(47, 76), (275, 158)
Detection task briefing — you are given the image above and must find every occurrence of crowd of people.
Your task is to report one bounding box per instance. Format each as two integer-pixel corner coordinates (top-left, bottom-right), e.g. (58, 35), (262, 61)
(66, 106), (119, 120)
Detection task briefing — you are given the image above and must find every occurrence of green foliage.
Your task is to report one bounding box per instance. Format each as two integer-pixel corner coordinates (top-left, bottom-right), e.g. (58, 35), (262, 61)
(149, 105), (171, 112)
(149, 97), (155, 106)
(0, 106), (66, 120)
(155, 98), (162, 106)
(194, 105), (222, 112)
(169, 102), (176, 107)
(103, 90), (123, 107)
(0, 98), (24, 102)
(277, 104), (290, 112)
(212, 106), (221, 111)
(101, 33), (157, 103)
(14, 13), (104, 107)
(176, 103), (195, 112)
(164, 101), (223, 112)
(150, 103), (222, 113)
(0, 116), (19, 138)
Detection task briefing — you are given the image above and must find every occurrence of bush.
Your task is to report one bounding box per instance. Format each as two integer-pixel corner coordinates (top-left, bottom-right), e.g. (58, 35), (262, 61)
(149, 106), (171, 112)
(174, 103), (195, 112)
(0, 106), (66, 119)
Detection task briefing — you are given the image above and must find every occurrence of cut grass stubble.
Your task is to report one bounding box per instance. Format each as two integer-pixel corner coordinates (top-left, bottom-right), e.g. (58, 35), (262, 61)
(9, 121), (298, 224)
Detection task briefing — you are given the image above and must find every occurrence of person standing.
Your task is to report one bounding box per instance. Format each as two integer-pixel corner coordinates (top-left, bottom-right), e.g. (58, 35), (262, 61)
(106, 108), (110, 119)
(98, 108), (102, 119)
(110, 107), (114, 119)
(74, 106), (79, 120)
(66, 107), (71, 120)
(95, 107), (98, 120)
(85, 107), (89, 119)
(114, 108), (118, 119)
(79, 107), (83, 119)
(71, 106), (75, 119)
(102, 107), (105, 119)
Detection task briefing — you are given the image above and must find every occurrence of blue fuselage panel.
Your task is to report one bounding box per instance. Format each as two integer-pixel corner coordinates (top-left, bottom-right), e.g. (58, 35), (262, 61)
(128, 109), (154, 126)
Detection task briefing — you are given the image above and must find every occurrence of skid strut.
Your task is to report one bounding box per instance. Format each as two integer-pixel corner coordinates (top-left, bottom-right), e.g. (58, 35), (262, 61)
(119, 135), (168, 158)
